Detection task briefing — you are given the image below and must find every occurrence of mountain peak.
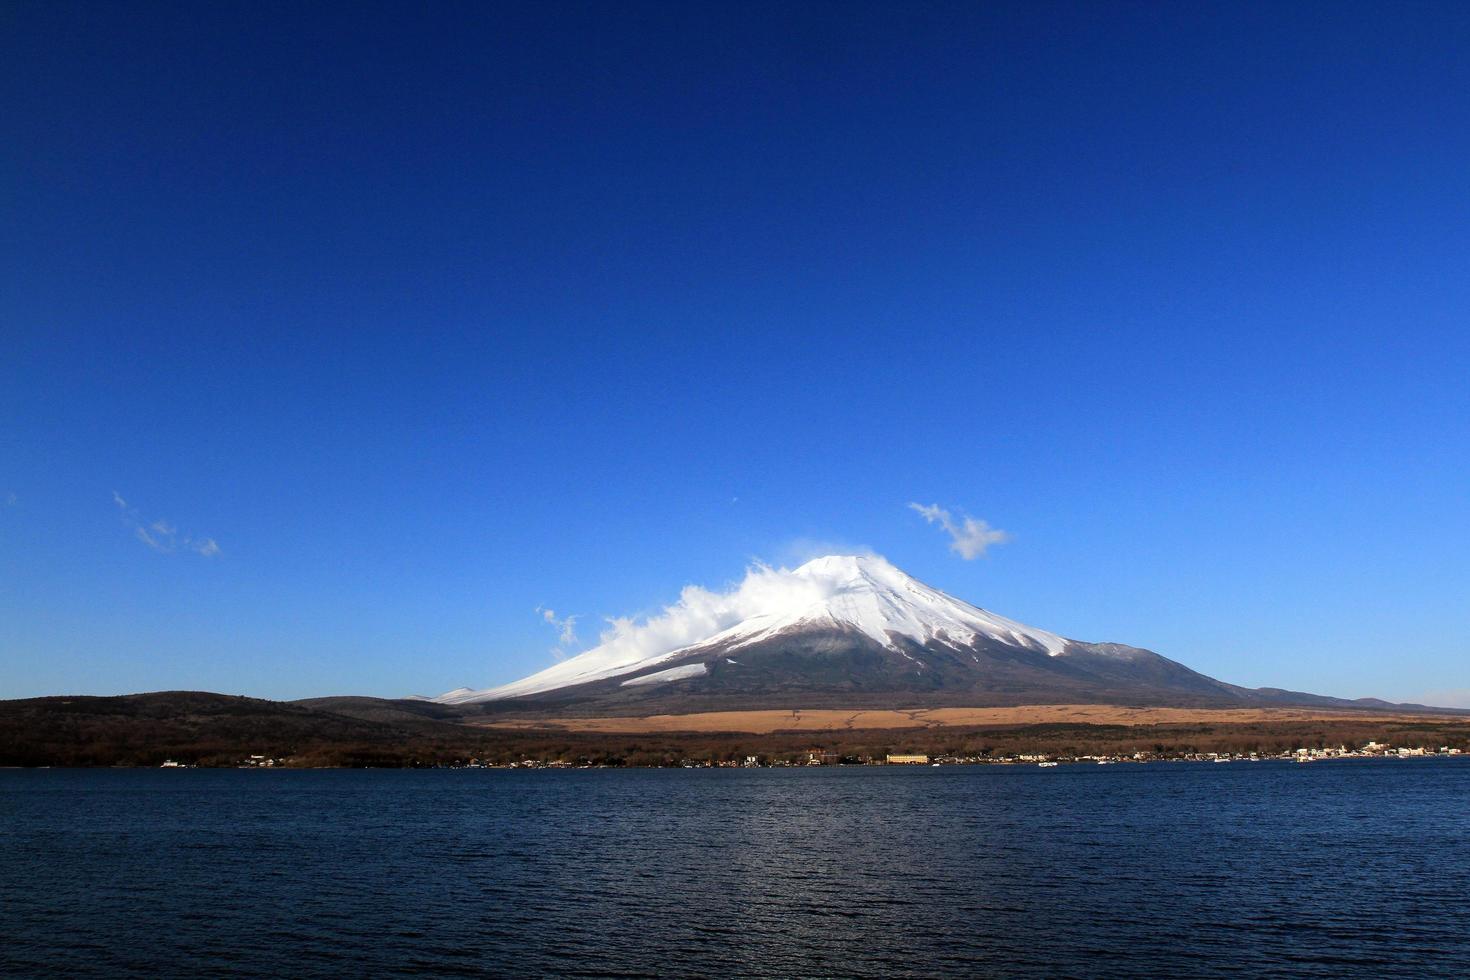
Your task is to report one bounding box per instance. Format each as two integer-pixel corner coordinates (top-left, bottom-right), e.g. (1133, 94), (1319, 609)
(793, 553), (901, 578)
(425, 557), (1399, 715)
(434, 555), (1069, 704)
(722, 553), (1064, 659)
(796, 553), (887, 568)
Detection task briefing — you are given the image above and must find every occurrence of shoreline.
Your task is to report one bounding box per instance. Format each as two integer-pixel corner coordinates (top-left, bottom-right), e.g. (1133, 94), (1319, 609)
(8, 754), (1470, 771)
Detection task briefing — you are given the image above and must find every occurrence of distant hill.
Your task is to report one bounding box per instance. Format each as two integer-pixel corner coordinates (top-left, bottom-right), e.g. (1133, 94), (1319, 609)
(0, 691), (486, 767)
(292, 695), (470, 726)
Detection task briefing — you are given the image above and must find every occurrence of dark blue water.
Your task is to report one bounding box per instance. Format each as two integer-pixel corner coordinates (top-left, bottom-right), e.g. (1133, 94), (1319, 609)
(3, 760), (1468, 978)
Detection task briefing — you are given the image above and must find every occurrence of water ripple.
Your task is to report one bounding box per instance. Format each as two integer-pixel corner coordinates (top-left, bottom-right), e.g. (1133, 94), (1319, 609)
(2, 761), (1468, 977)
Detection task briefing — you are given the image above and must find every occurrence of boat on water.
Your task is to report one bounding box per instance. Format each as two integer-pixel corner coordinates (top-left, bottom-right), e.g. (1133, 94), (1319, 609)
(1038, 761), (1060, 768)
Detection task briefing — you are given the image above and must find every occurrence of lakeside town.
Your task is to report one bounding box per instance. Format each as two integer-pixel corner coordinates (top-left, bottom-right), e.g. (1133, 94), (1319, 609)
(482, 740), (1468, 769)
(159, 740), (1469, 770)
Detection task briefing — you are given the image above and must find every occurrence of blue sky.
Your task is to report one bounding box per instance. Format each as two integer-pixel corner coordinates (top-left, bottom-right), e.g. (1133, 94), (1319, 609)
(3, 2), (1467, 705)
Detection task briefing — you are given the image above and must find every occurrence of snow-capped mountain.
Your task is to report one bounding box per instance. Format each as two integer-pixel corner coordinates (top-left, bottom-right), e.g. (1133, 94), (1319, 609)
(434, 555), (1264, 710)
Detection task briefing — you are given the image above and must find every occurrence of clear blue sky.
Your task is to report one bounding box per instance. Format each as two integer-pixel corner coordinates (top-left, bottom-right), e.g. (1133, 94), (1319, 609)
(3, 1), (1467, 705)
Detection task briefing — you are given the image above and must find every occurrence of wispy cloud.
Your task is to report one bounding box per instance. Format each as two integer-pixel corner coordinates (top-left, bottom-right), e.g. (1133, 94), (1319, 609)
(537, 606), (579, 658)
(113, 492), (222, 557)
(908, 502), (1009, 560)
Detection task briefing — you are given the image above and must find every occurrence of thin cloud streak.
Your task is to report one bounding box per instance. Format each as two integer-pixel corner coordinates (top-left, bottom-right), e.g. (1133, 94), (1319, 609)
(113, 492), (221, 557)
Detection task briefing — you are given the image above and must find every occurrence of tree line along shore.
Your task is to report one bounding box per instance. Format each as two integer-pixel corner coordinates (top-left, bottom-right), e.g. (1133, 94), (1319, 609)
(4, 691), (1470, 769)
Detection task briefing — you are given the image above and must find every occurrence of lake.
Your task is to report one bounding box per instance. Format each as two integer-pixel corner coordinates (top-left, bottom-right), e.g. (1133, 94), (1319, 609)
(3, 760), (1467, 977)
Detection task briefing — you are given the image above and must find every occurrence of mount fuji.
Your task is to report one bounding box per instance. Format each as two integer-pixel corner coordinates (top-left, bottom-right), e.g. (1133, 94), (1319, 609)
(432, 555), (1390, 713)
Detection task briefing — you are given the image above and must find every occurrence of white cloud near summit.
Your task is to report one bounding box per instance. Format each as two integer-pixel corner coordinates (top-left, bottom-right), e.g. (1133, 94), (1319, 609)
(909, 502), (1009, 560)
(586, 562), (836, 669)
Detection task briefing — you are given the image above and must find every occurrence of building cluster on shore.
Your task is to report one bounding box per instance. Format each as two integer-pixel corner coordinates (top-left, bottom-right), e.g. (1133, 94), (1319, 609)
(158, 754), (284, 769)
(420, 740), (1467, 770)
(155, 740), (1466, 770)
(887, 741), (1466, 768)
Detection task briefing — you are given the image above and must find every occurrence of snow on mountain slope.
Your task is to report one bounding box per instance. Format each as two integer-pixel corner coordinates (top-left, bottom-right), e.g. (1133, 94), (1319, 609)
(619, 662), (709, 688)
(433, 555), (1068, 704)
(711, 555), (1066, 657)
